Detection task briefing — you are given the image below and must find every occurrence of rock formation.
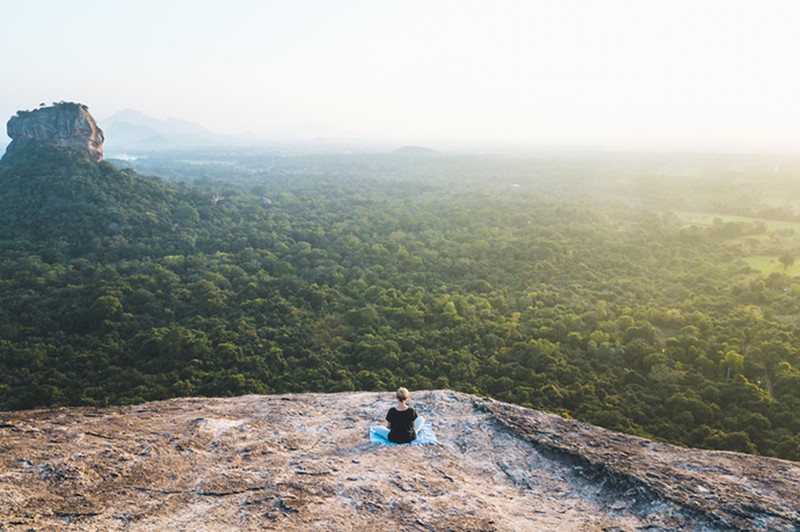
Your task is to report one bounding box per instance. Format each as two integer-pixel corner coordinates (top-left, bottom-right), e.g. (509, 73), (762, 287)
(0, 391), (797, 531)
(2, 102), (104, 162)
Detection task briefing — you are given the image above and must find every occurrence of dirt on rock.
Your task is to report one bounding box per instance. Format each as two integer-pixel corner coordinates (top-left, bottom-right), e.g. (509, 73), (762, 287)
(0, 390), (797, 531)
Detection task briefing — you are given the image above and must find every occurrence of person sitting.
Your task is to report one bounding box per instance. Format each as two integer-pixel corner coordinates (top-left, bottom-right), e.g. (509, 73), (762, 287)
(372, 387), (425, 444)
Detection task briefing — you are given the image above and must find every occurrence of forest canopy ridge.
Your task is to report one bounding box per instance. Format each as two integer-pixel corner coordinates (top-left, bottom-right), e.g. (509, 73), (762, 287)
(1, 146), (799, 462)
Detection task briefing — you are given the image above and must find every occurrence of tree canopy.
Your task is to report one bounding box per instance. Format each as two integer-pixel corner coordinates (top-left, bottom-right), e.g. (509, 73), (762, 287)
(1, 146), (799, 461)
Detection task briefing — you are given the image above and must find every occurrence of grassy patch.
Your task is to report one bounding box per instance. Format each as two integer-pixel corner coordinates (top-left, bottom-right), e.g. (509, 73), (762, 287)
(741, 255), (800, 276)
(674, 211), (800, 232)
(673, 211), (800, 273)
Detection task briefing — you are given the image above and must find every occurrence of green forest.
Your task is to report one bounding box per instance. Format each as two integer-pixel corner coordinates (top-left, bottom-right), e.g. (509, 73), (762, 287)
(1, 144), (799, 461)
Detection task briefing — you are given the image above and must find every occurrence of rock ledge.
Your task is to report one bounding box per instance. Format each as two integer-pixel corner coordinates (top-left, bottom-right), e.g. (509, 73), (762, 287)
(0, 391), (797, 531)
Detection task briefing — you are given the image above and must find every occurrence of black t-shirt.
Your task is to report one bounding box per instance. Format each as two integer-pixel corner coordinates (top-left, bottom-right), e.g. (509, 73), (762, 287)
(386, 406), (418, 443)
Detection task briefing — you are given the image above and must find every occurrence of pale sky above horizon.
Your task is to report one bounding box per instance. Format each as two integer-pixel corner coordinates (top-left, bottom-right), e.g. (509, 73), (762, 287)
(2, 1), (800, 149)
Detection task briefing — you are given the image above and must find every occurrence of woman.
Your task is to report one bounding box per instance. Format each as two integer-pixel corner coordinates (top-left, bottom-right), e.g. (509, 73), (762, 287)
(373, 387), (426, 443)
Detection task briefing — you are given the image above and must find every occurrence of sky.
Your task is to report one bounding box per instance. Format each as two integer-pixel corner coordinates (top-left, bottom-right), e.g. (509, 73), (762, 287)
(2, 0), (800, 149)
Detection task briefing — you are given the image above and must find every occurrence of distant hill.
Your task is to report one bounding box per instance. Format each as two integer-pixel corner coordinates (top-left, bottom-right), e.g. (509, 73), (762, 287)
(101, 109), (241, 151)
(101, 109), (378, 153)
(393, 145), (440, 156)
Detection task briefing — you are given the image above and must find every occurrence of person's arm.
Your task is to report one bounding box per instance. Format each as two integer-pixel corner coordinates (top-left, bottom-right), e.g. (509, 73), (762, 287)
(385, 408), (393, 429)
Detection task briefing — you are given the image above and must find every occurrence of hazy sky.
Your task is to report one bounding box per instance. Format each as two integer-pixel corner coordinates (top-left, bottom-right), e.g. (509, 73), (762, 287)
(2, 1), (800, 148)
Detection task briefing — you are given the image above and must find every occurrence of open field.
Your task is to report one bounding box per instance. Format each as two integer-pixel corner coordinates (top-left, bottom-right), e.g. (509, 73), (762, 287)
(673, 211), (800, 275)
(741, 255), (800, 276)
(674, 211), (800, 233)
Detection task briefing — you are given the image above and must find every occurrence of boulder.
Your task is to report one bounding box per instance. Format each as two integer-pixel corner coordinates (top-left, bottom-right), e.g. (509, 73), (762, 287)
(3, 102), (104, 162)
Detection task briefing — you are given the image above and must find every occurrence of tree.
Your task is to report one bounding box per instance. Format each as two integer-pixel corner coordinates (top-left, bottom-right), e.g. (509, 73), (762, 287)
(778, 253), (795, 271)
(721, 350), (745, 380)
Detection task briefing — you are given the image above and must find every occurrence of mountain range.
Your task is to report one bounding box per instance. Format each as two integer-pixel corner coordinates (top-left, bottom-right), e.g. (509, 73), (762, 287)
(100, 109), (241, 151)
(99, 110), (366, 153)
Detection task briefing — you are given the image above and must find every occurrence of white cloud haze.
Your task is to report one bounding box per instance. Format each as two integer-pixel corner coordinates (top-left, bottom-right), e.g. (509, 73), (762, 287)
(2, 0), (800, 148)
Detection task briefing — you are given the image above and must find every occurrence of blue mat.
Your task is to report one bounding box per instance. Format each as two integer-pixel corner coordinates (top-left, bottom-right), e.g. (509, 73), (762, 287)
(369, 424), (438, 446)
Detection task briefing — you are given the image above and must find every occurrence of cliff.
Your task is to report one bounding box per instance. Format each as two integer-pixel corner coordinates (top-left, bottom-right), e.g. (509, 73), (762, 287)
(0, 391), (797, 531)
(2, 102), (104, 163)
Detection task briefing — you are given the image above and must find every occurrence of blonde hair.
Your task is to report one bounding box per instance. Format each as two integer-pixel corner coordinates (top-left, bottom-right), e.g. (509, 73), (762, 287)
(396, 387), (410, 401)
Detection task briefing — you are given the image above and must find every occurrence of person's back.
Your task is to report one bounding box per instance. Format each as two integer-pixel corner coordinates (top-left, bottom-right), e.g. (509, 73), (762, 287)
(386, 404), (418, 443)
(372, 387), (425, 444)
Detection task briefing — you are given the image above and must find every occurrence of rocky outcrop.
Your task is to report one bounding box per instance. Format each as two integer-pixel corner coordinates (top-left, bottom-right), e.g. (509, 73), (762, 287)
(3, 102), (104, 162)
(0, 391), (797, 531)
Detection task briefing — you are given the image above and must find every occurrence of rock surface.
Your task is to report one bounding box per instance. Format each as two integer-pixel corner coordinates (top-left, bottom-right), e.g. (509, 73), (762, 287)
(0, 390), (797, 531)
(3, 102), (104, 162)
